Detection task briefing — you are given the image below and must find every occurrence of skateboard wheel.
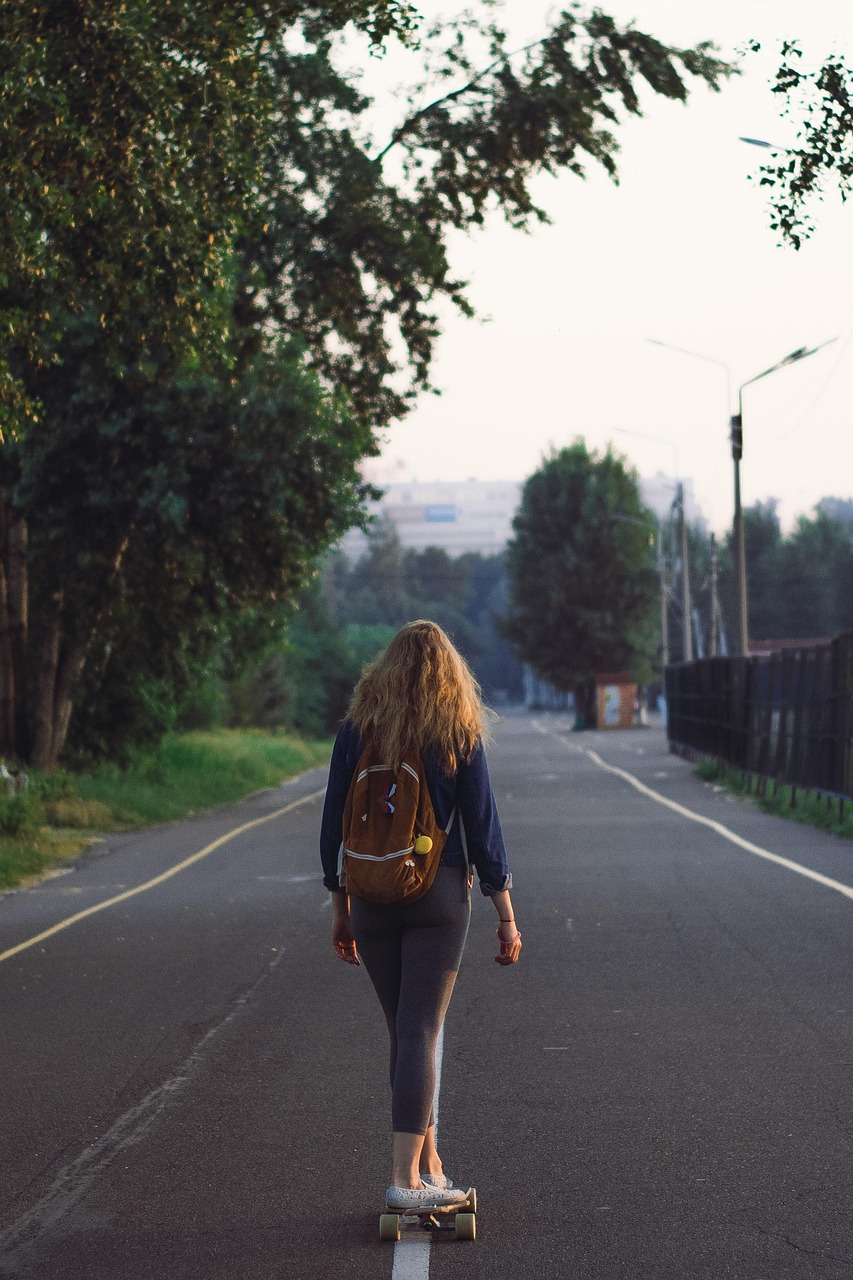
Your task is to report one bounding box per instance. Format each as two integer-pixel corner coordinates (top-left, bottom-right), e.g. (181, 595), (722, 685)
(379, 1214), (400, 1241)
(455, 1212), (476, 1241)
(467, 1188), (477, 1214)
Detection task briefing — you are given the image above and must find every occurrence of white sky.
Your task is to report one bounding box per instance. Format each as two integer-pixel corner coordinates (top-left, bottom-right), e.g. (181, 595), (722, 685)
(355, 1), (853, 534)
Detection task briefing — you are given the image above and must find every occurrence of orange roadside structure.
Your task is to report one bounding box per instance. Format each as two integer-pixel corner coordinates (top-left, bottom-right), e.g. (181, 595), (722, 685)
(594, 672), (637, 729)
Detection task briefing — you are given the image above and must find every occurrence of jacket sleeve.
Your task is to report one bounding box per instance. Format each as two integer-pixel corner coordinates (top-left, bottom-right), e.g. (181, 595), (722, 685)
(456, 741), (513, 896)
(320, 722), (360, 892)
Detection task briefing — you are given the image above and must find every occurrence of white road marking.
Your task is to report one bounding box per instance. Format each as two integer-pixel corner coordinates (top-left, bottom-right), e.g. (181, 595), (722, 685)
(0, 789), (327, 964)
(0, 950), (288, 1259)
(391, 1022), (445, 1280)
(582, 745), (853, 901)
(538, 724), (853, 903)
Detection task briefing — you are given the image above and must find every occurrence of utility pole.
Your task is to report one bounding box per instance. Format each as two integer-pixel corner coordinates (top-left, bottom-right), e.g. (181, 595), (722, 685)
(657, 527), (669, 668)
(732, 340), (836, 657)
(709, 533), (719, 657)
(730, 410), (748, 658)
(676, 482), (693, 662)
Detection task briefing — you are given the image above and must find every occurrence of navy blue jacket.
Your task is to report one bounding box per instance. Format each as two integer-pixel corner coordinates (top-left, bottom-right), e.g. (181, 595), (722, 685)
(320, 719), (512, 896)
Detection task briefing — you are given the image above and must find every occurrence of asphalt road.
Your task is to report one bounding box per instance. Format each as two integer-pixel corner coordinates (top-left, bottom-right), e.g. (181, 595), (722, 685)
(2, 713), (853, 1278)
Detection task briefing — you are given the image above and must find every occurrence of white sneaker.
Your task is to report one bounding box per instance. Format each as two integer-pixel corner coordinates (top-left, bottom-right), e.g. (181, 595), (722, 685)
(420, 1172), (453, 1189)
(386, 1182), (468, 1210)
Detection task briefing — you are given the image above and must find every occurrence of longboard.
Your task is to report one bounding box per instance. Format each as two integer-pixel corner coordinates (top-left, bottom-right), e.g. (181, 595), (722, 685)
(379, 1188), (477, 1241)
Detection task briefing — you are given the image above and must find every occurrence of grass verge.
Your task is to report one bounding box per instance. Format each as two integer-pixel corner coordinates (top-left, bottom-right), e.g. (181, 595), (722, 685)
(0, 729), (331, 892)
(695, 757), (853, 840)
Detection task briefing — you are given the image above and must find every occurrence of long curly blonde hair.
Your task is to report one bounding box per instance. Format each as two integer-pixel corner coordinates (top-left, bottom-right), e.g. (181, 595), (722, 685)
(348, 620), (489, 772)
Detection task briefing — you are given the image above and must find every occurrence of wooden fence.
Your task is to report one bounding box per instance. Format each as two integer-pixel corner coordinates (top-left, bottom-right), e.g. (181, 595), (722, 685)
(665, 634), (853, 801)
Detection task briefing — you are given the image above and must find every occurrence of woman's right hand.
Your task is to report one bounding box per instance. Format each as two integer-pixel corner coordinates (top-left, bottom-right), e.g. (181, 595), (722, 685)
(495, 918), (522, 965)
(331, 892), (360, 965)
(333, 915), (360, 965)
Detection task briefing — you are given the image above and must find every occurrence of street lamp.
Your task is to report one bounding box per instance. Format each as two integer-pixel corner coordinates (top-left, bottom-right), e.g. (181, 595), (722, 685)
(730, 340), (836, 656)
(739, 136), (790, 152)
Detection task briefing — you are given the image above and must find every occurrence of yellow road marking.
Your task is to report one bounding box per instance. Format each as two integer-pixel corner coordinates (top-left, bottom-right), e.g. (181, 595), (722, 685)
(0, 788), (326, 965)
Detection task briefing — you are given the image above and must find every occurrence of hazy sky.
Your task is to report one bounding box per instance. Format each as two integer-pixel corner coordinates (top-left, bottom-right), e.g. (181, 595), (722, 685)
(356, 2), (853, 534)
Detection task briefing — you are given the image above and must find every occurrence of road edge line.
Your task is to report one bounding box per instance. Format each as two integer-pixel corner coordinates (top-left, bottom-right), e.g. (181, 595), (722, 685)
(0, 788), (327, 965)
(575, 741), (853, 902)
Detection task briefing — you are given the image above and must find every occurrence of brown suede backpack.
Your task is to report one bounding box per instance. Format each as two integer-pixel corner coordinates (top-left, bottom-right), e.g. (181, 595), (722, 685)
(340, 748), (454, 905)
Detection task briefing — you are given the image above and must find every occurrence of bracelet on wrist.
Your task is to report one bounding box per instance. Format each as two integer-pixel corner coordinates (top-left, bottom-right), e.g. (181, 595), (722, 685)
(496, 926), (522, 945)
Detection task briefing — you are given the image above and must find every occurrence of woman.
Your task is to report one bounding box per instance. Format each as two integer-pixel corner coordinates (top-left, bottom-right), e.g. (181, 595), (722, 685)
(320, 620), (521, 1211)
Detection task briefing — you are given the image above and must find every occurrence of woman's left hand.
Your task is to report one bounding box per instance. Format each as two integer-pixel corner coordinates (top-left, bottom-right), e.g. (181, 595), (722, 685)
(332, 915), (360, 965)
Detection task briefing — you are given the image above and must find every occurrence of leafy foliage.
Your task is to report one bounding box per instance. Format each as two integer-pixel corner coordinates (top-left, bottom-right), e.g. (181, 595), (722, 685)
(751, 40), (853, 247)
(250, 9), (732, 427)
(503, 441), (659, 692)
(321, 523), (522, 701)
(0, 1), (732, 762)
(717, 499), (853, 641)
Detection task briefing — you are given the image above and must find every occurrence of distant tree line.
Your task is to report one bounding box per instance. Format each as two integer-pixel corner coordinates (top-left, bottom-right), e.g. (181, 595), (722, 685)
(68, 523), (522, 760)
(722, 499), (853, 644)
(323, 524), (523, 705)
(660, 498), (853, 662)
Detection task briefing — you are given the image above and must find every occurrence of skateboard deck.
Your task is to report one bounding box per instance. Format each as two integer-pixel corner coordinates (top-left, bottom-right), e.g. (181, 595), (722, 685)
(379, 1188), (477, 1241)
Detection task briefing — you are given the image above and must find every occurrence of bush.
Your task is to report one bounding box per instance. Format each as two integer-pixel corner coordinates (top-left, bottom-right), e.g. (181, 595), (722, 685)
(0, 793), (42, 836)
(31, 769), (76, 801)
(41, 795), (115, 829)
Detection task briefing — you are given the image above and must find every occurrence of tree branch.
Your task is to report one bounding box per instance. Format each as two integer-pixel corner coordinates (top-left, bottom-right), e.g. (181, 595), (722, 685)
(373, 37), (549, 163)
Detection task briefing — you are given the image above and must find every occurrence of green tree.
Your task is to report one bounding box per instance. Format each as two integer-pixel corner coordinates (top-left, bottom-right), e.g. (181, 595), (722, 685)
(323, 537), (523, 700)
(249, 9), (733, 431)
(717, 501), (785, 644)
(10, 341), (370, 765)
(330, 522), (480, 649)
(2, 0), (417, 428)
(750, 41), (853, 248)
(1, 0), (404, 763)
(1, 2), (732, 763)
(780, 511), (853, 638)
(502, 441), (658, 711)
(458, 552), (523, 701)
(342, 522), (412, 627)
(225, 577), (359, 736)
(717, 500), (853, 643)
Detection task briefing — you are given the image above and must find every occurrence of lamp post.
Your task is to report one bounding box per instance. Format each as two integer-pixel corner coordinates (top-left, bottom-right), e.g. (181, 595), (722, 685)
(731, 340), (836, 655)
(645, 337), (837, 657)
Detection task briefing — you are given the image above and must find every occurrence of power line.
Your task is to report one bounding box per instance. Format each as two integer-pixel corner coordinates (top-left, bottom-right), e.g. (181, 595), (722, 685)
(776, 306), (853, 443)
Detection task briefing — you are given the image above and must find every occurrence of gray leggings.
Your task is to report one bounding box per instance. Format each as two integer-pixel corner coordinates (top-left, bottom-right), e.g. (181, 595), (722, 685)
(350, 864), (471, 1135)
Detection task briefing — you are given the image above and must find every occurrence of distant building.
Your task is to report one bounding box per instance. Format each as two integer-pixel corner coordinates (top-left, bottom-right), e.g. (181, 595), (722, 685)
(340, 478), (523, 559)
(339, 468), (699, 561)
